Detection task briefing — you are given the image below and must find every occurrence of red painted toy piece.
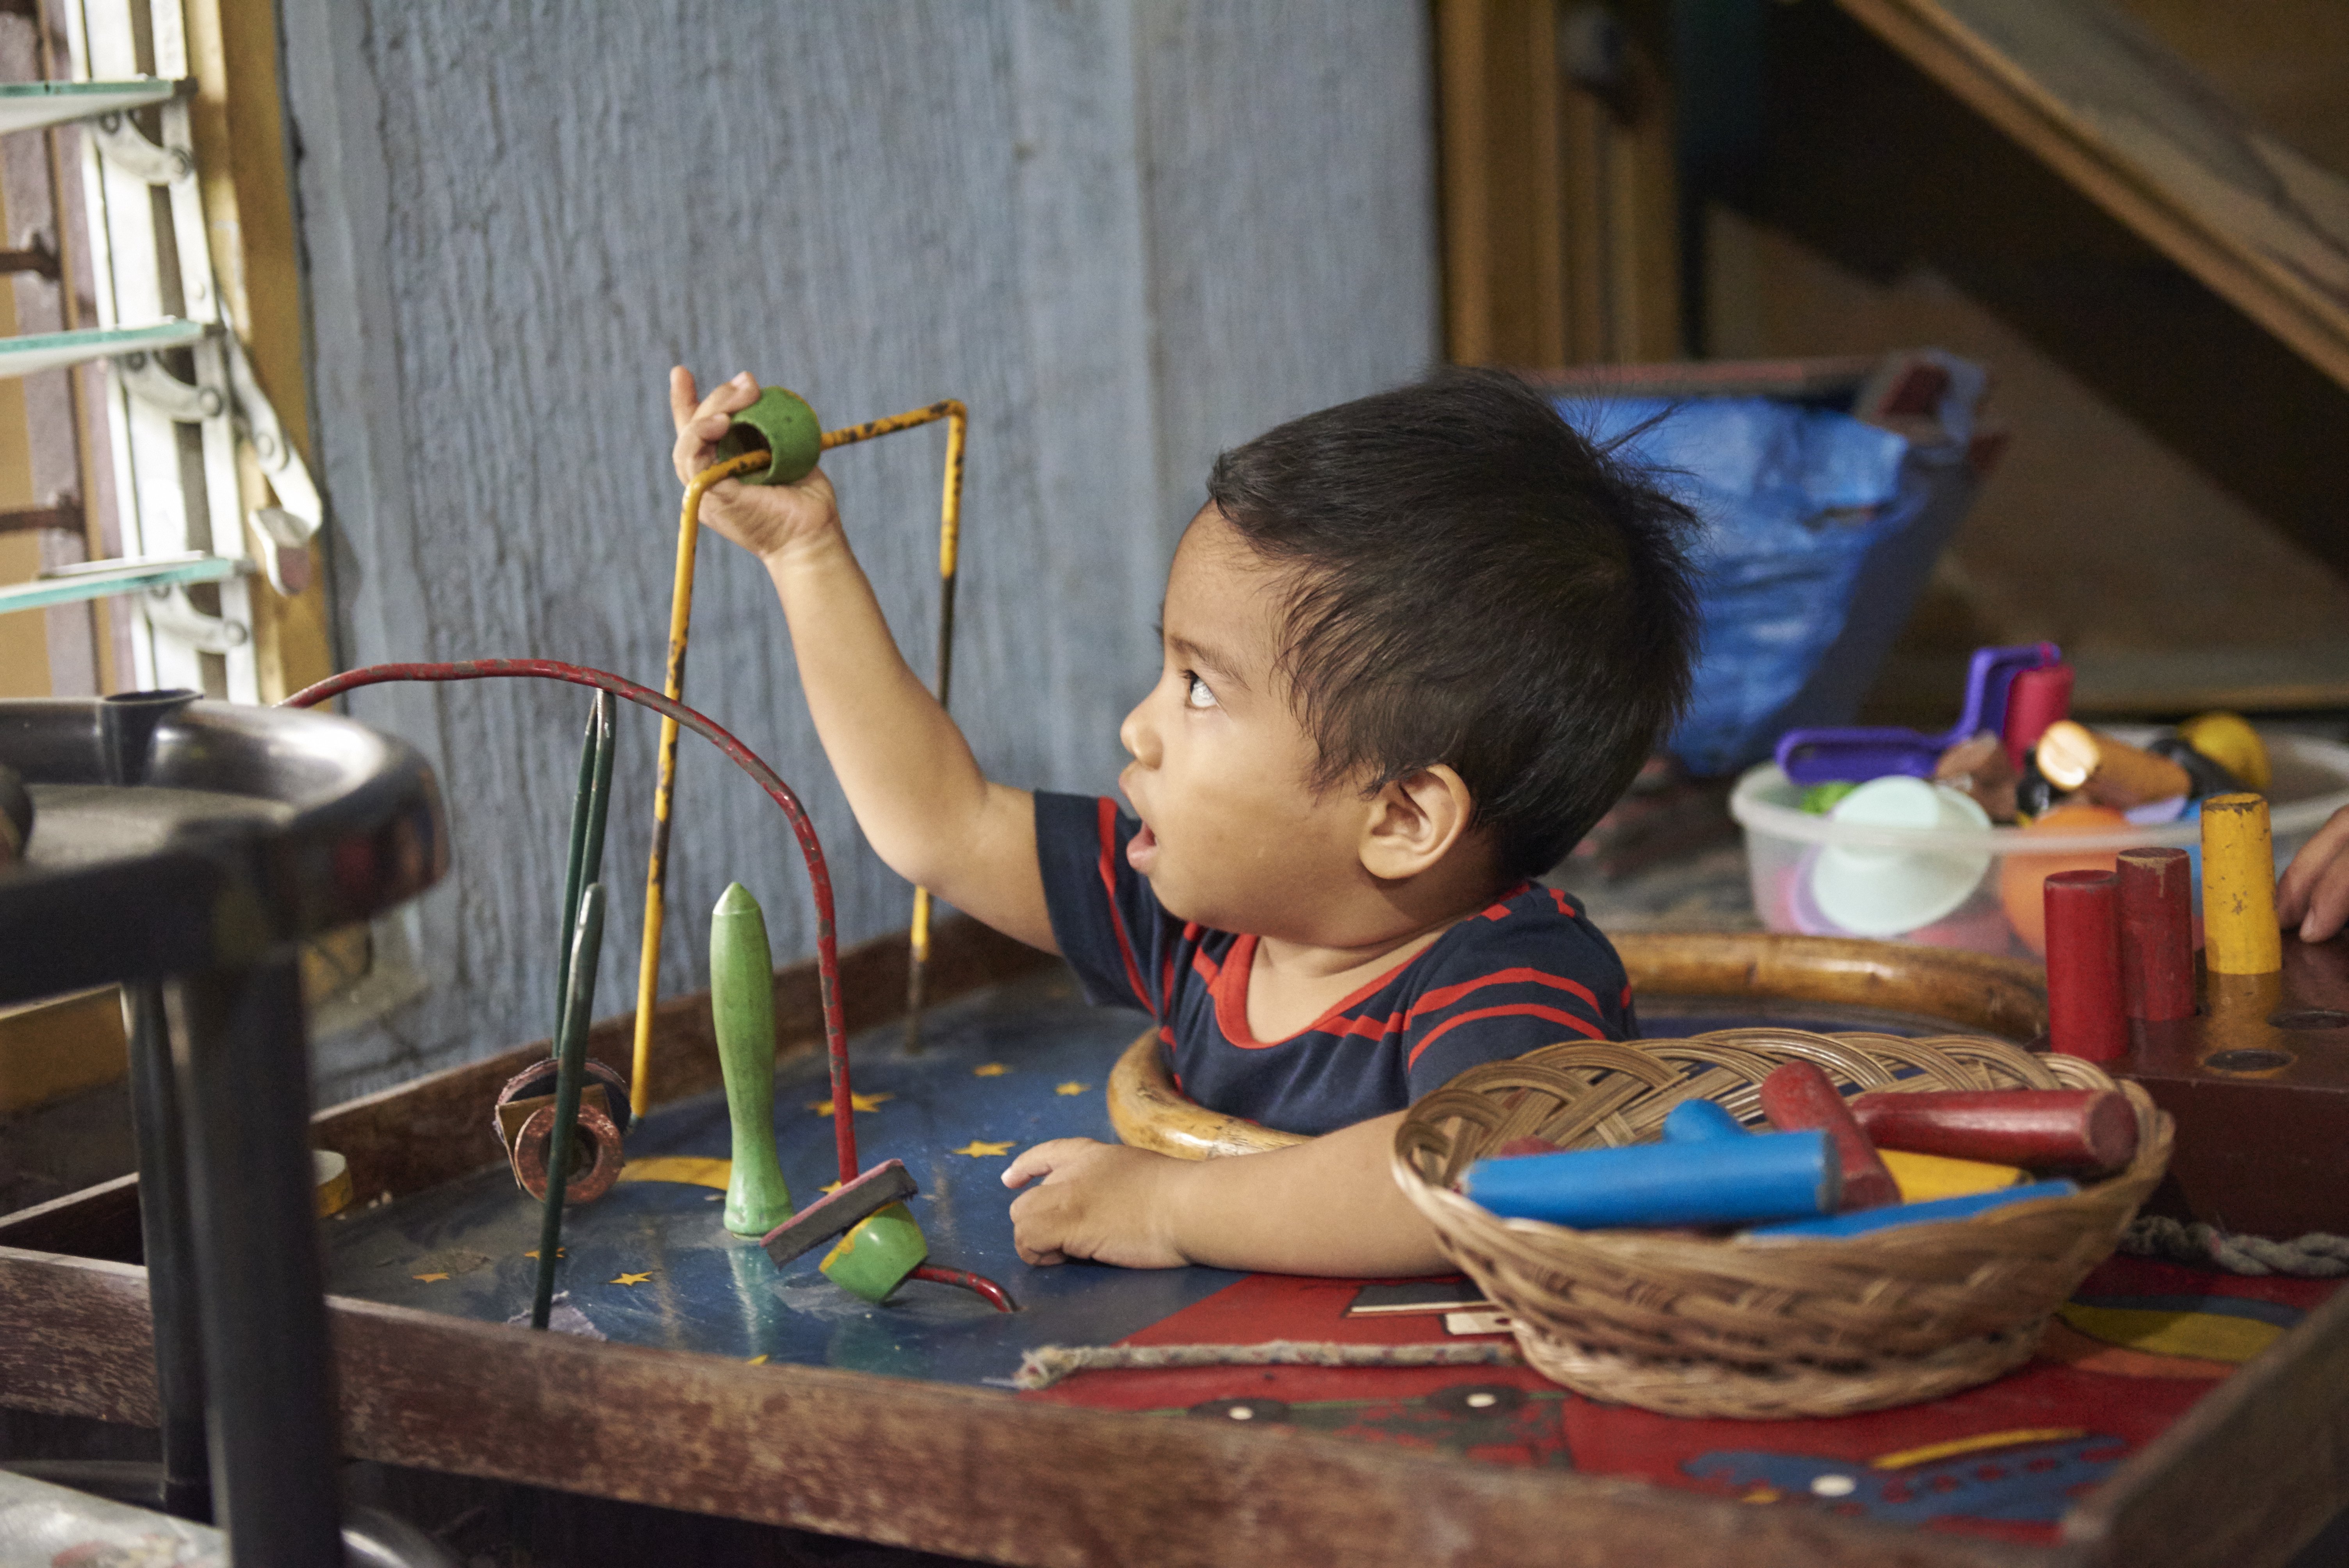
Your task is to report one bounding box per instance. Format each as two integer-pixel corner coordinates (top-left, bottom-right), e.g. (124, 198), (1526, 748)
(2002, 661), (2074, 770)
(2117, 847), (2196, 1022)
(1757, 1060), (1899, 1210)
(2046, 869), (2128, 1062)
(1493, 1136), (1558, 1158)
(1848, 1089), (2139, 1174)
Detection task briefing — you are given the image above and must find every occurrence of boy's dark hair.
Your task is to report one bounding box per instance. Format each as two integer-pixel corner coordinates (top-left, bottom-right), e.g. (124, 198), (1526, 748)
(1205, 367), (1698, 879)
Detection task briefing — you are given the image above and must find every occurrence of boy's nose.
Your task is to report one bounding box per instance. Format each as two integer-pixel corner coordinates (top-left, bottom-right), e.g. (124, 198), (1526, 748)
(1119, 695), (1158, 766)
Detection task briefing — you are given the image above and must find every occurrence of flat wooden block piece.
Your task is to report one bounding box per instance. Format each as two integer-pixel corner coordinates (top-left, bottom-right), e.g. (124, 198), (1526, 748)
(819, 1201), (927, 1304)
(1879, 1147), (2026, 1203)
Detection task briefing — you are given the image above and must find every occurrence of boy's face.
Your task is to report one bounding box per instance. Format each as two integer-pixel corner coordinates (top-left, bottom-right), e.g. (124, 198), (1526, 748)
(1117, 507), (1368, 938)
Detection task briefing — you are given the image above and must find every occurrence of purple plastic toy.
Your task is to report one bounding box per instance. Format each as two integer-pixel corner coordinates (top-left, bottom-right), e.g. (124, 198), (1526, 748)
(1773, 643), (2058, 786)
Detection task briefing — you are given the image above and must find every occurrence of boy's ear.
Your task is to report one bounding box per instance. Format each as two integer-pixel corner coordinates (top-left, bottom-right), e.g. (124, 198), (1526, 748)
(1358, 765), (1477, 881)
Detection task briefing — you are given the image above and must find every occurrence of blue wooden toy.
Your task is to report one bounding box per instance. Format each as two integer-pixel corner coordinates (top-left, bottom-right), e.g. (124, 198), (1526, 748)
(1661, 1100), (1748, 1142)
(1459, 1130), (1839, 1229)
(1744, 1179), (2080, 1240)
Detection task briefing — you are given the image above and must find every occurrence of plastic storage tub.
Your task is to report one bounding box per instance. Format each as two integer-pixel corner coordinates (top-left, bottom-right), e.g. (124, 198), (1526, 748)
(1729, 731), (2349, 957)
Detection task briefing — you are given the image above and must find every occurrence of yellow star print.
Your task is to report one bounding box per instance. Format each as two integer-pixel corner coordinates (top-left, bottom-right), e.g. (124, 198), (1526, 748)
(1055, 1081), (1089, 1096)
(522, 1248), (566, 1260)
(611, 1272), (654, 1286)
(820, 1180), (843, 1194)
(951, 1139), (1014, 1158)
(972, 1063), (1010, 1077)
(745, 1353), (770, 1365)
(807, 1091), (895, 1116)
(412, 1272), (449, 1283)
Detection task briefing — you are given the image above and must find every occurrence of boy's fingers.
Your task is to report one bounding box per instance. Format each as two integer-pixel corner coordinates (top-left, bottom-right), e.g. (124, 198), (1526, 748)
(2278, 804), (2349, 924)
(693, 374), (760, 424)
(1002, 1140), (1077, 1188)
(1008, 1190), (1069, 1265)
(668, 366), (699, 433)
(2300, 863), (2349, 944)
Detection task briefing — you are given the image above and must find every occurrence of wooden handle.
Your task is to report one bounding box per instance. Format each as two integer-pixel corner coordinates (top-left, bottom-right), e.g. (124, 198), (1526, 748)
(1107, 1030), (1305, 1160)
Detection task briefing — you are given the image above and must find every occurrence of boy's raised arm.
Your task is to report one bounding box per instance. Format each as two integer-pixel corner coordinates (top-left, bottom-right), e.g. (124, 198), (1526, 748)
(672, 369), (1053, 953)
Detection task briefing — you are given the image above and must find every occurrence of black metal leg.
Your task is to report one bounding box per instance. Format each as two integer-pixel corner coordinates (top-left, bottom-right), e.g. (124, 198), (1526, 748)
(121, 978), (212, 1522)
(166, 959), (343, 1568)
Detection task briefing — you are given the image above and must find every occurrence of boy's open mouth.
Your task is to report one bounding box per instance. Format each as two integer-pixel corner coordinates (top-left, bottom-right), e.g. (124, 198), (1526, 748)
(1127, 821), (1159, 873)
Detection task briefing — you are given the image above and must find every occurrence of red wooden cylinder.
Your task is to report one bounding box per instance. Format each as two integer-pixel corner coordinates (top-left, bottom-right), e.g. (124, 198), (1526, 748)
(2003, 661), (2075, 770)
(2117, 846), (2196, 1021)
(1757, 1059), (1900, 1210)
(1849, 1088), (2138, 1173)
(2045, 868), (2128, 1062)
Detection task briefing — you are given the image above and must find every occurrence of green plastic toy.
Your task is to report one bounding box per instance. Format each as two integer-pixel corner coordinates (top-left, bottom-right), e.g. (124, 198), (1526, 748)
(818, 1201), (928, 1304)
(709, 882), (795, 1237)
(715, 386), (824, 486)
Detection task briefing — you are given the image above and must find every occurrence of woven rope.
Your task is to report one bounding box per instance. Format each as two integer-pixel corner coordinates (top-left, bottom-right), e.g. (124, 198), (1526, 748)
(1391, 1028), (2173, 1420)
(2121, 1216), (2349, 1279)
(1012, 1340), (1522, 1391)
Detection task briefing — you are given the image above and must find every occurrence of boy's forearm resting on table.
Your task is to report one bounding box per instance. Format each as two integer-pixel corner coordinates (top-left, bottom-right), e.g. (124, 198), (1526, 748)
(762, 529), (1048, 948)
(1003, 1112), (1451, 1277)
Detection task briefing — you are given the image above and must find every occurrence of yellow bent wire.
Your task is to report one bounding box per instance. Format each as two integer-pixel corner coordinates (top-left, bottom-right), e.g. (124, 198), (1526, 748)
(629, 400), (969, 1113)
(631, 447), (773, 1114)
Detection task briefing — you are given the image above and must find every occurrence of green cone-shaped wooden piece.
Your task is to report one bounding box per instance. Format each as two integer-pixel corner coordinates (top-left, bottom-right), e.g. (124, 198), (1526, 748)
(714, 386), (823, 486)
(711, 882), (794, 1236)
(819, 1202), (927, 1303)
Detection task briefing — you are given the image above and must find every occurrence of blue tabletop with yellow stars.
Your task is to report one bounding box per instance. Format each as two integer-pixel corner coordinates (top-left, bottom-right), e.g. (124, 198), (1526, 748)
(322, 969), (1968, 1386)
(323, 968), (1247, 1385)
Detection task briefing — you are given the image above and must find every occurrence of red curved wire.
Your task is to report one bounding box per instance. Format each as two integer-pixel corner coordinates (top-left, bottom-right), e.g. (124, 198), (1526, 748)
(910, 1264), (1018, 1313)
(281, 659), (857, 1183)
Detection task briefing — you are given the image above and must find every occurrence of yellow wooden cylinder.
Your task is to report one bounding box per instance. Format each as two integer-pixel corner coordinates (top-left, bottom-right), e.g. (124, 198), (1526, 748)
(2201, 793), (2282, 975)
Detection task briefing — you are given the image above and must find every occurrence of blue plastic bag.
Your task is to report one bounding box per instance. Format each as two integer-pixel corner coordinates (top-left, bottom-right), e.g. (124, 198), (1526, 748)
(1559, 356), (1984, 777)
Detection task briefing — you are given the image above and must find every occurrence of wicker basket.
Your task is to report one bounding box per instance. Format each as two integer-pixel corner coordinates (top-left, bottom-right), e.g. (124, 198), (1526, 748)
(1392, 1028), (2173, 1419)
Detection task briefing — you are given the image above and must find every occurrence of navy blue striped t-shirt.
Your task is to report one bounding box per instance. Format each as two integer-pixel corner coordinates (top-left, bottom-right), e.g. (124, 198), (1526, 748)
(1035, 791), (1637, 1137)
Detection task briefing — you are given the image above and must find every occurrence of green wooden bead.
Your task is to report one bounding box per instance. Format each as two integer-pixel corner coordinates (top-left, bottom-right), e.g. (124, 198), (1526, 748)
(710, 882), (794, 1237)
(714, 386), (823, 486)
(818, 1202), (927, 1304)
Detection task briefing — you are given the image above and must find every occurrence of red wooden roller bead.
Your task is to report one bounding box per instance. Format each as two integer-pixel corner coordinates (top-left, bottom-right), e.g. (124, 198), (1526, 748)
(1849, 1089), (2138, 1174)
(2044, 868), (2128, 1062)
(2117, 846), (2195, 1022)
(2003, 661), (2074, 770)
(1757, 1059), (1899, 1210)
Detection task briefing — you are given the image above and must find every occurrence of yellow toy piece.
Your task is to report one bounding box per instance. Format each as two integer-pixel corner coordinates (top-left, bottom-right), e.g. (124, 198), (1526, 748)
(1879, 1148), (2025, 1203)
(2179, 711), (2270, 792)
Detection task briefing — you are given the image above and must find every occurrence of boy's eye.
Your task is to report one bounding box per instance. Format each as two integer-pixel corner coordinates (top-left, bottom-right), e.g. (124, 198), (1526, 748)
(1182, 671), (1218, 710)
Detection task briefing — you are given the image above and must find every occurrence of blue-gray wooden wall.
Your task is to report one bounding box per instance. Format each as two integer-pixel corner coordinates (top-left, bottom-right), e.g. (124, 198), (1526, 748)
(277, 0), (1439, 1104)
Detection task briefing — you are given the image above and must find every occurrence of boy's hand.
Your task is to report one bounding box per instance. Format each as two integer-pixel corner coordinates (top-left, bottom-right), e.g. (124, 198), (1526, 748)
(669, 367), (840, 565)
(2278, 802), (2349, 943)
(1002, 1138), (1189, 1269)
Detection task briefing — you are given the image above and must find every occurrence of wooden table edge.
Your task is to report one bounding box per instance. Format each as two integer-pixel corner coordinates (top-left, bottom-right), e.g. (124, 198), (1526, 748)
(0, 1246), (2073, 1568)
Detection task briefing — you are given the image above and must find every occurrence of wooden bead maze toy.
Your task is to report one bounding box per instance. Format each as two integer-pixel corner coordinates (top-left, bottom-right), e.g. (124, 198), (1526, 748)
(283, 652), (1012, 1315)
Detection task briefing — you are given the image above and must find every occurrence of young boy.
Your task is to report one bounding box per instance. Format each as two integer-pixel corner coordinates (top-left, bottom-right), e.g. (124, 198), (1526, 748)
(670, 366), (1698, 1277)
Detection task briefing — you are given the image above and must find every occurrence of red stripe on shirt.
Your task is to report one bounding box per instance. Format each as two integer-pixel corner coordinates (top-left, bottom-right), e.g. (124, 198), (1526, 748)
(1480, 880), (1533, 921)
(1406, 965), (1602, 1021)
(1313, 966), (1609, 1045)
(1095, 796), (1153, 1013)
(1406, 1002), (1608, 1068)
